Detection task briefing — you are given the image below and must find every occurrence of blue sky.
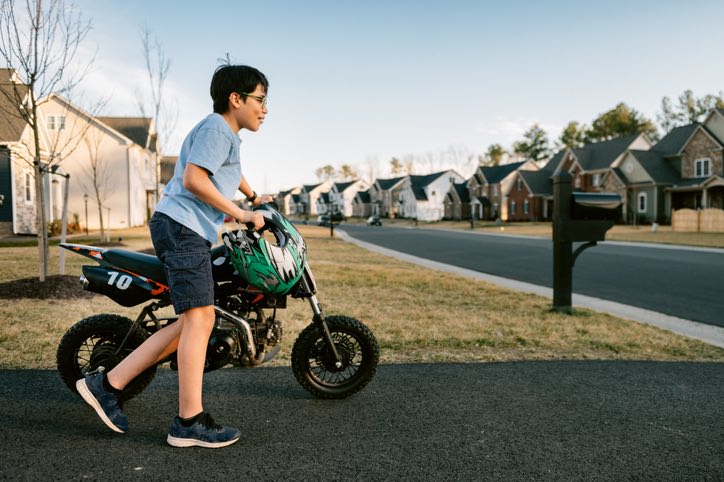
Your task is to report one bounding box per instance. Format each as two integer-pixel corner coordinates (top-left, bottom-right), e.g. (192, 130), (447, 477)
(78, 0), (724, 193)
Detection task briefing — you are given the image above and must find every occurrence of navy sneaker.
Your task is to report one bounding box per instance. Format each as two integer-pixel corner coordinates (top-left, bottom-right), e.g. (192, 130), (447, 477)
(75, 368), (128, 433)
(167, 412), (241, 448)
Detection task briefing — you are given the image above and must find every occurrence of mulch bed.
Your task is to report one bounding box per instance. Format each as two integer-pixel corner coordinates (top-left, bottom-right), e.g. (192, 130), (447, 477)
(0, 275), (97, 300)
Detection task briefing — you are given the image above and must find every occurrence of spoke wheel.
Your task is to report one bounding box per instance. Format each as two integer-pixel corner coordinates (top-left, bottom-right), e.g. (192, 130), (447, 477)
(57, 314), (156, 402)
(292, 315), (379, 399)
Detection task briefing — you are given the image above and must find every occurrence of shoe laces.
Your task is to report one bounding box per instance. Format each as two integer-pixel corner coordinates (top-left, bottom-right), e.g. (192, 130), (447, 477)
(197, 412), (223, 431)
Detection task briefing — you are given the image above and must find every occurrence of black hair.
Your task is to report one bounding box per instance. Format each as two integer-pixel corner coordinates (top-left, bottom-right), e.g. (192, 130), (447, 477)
(210, 64), (269, 114)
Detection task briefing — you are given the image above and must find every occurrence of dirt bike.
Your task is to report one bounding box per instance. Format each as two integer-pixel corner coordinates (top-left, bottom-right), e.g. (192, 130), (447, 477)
(56, 204), (379, 401)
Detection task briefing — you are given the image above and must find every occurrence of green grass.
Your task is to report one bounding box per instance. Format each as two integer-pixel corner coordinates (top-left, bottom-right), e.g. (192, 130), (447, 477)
(0, 225), (722, 368)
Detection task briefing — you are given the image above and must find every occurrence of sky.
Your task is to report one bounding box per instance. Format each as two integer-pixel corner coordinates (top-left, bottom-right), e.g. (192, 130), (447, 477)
(73, 0), (724, 193)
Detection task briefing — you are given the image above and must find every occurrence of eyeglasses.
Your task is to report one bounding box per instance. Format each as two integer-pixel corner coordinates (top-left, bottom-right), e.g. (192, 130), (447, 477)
(239, 92), (267, 109)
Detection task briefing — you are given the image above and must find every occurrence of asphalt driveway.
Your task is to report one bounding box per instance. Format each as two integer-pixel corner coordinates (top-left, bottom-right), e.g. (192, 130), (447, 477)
(1, 362), (722, 480)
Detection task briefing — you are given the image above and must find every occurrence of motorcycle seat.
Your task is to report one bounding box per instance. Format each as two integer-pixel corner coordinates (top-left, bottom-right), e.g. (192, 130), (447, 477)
(104, 245), (229, 286)
(104, 249), (168, 284)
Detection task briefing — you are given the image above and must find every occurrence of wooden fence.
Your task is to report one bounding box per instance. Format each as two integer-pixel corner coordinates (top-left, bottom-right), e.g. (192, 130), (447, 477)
(672, 208), (724, 232)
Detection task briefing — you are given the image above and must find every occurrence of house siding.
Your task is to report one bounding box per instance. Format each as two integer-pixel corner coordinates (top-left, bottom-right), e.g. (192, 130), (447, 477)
(681, 130), (723, 179)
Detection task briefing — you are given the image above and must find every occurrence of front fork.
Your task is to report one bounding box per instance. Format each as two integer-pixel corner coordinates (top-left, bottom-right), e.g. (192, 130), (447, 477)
(304, 283), (343, 369)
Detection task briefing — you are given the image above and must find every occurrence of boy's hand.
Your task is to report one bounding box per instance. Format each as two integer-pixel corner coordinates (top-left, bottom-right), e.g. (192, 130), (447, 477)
(237, 211), (265, 230)
(252, 195), (274, 206)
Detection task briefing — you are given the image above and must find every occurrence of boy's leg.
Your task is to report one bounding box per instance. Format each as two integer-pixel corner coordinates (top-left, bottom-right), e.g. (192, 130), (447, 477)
(176, 305), (215, 418)
(106, 316), (186, 390)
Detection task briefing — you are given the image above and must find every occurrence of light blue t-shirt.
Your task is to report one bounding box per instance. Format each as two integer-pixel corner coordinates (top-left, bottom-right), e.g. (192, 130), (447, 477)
(156, 113), (242, 244)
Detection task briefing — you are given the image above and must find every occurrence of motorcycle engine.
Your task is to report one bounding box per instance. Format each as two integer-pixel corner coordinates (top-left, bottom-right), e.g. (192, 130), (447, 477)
(205, 328), (237, 371)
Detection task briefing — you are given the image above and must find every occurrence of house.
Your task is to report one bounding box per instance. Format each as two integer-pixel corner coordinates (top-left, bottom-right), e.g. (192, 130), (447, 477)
(603, 118), (724, 223)
(0, 69), (160, 235)
(316, 180), (370, 217)
(397, 170), (465, 221)
(443, 181), (471, 220)
(296, 181), (331, 216)
(546, 133), (651, 193)
(351, 188), (372, 218)
(463, 160), (538, 221)
(367, 176), (406, 218)
(275, 186), (301, 216)
(506, 170), (554, 221)
(160, 155), (178, 185)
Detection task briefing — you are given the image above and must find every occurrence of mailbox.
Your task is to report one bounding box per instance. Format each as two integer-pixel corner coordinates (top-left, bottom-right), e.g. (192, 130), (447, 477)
(552, 173), (621, 312)
(571, 193), (622, 221)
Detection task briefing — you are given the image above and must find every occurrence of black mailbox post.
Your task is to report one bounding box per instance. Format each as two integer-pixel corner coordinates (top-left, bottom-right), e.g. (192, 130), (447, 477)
(552, 172), (622, 312)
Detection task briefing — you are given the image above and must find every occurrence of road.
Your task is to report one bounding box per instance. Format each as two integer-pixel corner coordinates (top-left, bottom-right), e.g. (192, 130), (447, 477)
(2, 364), (722, 480)
(339, 225), (724, 328)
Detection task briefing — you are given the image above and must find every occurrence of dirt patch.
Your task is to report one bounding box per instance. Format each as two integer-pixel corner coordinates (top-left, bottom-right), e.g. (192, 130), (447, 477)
(0, 275), (97, 300)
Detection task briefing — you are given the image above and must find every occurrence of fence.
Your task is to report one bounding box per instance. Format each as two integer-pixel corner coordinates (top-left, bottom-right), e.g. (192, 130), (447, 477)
(671, 208), (724, 232)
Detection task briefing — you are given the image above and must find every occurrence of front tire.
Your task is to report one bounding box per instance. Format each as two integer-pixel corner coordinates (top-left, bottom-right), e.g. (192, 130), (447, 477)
(291, 315), (379, 399)
(57, 314), (156, 402)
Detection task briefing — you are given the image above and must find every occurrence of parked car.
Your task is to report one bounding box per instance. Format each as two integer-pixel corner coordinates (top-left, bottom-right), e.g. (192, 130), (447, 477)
(366, 216), (382, 226)
(317, 213), (345, 226)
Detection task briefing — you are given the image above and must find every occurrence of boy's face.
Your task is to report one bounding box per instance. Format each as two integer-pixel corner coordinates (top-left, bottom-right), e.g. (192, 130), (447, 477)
(229, 83), (267, 132)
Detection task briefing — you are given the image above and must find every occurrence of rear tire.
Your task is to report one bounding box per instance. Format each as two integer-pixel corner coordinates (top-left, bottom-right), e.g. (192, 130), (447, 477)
(291, 315), (379, 399)
(57, 314), (156, 402)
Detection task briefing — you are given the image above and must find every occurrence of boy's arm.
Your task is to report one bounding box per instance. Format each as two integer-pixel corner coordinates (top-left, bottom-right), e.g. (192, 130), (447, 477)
(184, 164), (264, 229)
(238, 176), (274, 206)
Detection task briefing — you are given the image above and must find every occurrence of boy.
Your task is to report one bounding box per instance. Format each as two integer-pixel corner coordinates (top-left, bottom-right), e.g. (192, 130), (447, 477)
(76, 64), (273, 448)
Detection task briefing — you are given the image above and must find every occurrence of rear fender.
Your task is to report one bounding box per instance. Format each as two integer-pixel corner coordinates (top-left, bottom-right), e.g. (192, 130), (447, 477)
(82, 265), (169, 307)
(60, 243), (109, 263)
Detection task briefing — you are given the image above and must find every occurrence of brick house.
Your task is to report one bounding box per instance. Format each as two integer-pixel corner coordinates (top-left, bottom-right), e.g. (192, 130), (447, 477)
(506, 170), (554, 221)
(443, 181), (471, 220)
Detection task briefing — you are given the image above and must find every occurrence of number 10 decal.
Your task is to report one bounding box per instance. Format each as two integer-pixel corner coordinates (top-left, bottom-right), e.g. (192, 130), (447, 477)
(107, 271), (133, 290)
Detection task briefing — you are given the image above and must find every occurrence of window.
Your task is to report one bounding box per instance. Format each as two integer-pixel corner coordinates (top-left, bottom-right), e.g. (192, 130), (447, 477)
(523, 199), (529, 215)
(47, 115), (65, 130)
(493, 185), (498, 196)
(592, 173), (601, 187)
(24, 171), (32, 203)
(638, 192), (647, 213)
(510, 200), (516, 216)
(695, 158), (711, 177)
(574, 175), (582, 189)
(516, 178), (522, 191)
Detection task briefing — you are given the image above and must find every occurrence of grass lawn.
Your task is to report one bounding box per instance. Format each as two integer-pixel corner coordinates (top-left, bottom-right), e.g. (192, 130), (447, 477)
(1, 225), (722, 369)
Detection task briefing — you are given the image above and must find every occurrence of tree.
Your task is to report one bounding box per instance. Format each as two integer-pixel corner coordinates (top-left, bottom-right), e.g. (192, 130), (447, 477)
(0, 0), (93, 281)
(558, 121), (587, 149)
(586, 102), (657, 142)
(513, 124), (551, 163)
(657, 90), (724, 133)
(483, 144), (505, 166)
(81, 125), (113, 242)
(338, 164), (358, 181)
(389, 157), (404, 175)
(137, 27), (176, 205)
(314, 164), (335, 181)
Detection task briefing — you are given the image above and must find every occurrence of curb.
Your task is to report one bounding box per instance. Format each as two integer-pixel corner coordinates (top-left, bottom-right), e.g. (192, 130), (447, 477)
(336, 229), (724, 349)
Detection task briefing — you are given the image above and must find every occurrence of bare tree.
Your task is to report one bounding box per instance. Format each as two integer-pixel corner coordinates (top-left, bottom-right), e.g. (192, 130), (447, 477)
(81, 125), (113, 242)
(0, 0), (93, 281)
(137, 27), (176, 205)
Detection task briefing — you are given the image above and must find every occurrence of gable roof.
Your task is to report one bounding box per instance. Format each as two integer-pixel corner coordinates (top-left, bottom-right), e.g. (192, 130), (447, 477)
(627, 150), (681, 184)
(651, 123), (699, 157)
(519, 170), (553, 196)
(409, 171), (450, 188)
(97, 116), (155, 151)
(453, 182), (470, 202)
(540, 149), (566, 173)
(478, 161), (526, 183)
(376, 176), (405, 190)
(0, 71), (30, 143)
(302, 182), (322, 192)
(355, 190), (371, 203)
(318, 192), (330, 203)
(334, 181), (357, 192)
(572, 134), (639, 171)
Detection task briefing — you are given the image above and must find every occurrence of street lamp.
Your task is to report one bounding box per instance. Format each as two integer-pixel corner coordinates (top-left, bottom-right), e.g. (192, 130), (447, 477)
(83, 194), (89, 235)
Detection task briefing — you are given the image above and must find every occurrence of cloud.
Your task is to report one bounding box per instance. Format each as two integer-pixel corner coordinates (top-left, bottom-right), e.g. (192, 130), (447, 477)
(473, 117), (564, 146)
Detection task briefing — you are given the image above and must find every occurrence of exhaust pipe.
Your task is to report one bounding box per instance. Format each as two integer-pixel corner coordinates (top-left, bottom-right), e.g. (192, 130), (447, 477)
(213, 306), (266, 364)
